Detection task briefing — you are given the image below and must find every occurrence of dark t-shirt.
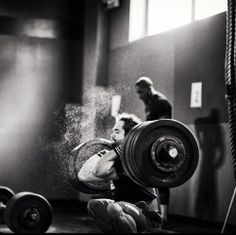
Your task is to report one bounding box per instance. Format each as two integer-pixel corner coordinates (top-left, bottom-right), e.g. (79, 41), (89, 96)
(111, 158), (157, 203)
(145, 93), (172, 120)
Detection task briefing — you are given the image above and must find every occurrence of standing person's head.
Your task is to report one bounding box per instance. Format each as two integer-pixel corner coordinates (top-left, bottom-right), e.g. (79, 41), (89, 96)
(110, 113), (141, 146)
(135, 76), (154, 103)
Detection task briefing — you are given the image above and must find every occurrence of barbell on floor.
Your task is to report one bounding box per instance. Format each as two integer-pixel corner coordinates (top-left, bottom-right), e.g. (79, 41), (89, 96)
(0, 186), (52, 233)
(68, 119), (199, 194)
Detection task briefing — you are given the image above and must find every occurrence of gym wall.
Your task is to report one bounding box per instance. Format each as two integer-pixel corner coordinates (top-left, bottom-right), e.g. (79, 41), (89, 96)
(0, 0), (84, 199)
(107, 1), (235, 225)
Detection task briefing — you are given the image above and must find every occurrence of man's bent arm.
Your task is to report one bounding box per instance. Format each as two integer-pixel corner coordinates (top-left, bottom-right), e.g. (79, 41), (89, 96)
(94, 150), (118, 179)
(78, 150), (119, 182)
(78, 154), (107, 182)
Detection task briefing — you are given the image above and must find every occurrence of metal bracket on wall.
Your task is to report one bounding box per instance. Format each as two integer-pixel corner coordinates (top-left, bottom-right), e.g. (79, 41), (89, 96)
(101, 0), (120, 9)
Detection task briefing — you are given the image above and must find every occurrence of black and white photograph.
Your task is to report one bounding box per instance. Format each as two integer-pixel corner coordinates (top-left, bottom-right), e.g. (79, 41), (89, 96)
(0, 0), (235, 233)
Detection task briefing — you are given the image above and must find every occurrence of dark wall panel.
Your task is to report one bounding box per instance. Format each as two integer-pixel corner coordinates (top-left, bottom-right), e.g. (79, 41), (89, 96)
(109, 0), (130, 50)
(0, 15), (84, 40)
(174, 13), (227, 124)
(0, 0), (83, 21)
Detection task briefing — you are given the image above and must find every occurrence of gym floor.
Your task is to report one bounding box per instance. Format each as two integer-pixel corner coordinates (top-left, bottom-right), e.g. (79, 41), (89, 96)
(0, 200), (236, 234)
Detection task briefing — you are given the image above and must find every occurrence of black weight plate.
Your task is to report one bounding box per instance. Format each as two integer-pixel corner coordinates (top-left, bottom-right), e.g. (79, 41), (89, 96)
(121, 122), (147, 187)
(4, 192), (52, 233)
(126, 122), (151, 187)
(0, 186), (15, 224)
(131, 119), (199, 188)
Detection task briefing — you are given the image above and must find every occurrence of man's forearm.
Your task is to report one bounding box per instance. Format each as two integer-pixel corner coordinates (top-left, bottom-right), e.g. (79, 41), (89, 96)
(94, 149), (118, 178)
(78, 154), (106, 182)
(78, 147), (123, 182)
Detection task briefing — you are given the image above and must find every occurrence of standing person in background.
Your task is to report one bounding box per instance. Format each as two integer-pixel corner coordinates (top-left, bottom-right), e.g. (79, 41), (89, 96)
(135, 76), (172, 226)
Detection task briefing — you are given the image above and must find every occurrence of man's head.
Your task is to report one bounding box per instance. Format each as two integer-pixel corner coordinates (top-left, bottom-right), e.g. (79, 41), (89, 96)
(135, 76), (154, 103)
(110, 113), (141, 146)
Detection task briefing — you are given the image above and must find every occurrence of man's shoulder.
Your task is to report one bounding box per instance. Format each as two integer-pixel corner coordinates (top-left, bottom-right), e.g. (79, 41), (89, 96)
(152, 93), (170, 105)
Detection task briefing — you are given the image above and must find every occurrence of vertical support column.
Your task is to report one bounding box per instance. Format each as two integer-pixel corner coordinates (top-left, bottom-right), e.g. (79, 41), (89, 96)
(82, 0), (110, 142)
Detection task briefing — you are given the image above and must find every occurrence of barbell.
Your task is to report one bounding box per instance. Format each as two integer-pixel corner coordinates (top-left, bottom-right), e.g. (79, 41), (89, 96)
(0, 186), (52, 233)
(68, 119), (199, 194)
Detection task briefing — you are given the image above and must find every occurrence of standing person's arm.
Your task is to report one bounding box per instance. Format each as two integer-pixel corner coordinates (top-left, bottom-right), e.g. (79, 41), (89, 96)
(148, 99), (171, 120)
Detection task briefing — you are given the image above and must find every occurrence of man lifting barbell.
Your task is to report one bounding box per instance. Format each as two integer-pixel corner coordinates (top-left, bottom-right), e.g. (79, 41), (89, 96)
(74, 112), (199, 232)
(78, 113), (164, 233)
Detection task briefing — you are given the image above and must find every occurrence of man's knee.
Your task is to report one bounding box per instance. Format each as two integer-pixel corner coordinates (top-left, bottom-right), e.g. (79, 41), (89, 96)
(87, 199), (114, 233)
(106, 202), (123, 219)
(88, 198), (116, 217)
(87, 199), (112, 217)
(87, 199), (98, 216)
(106, 203), (138, 233)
